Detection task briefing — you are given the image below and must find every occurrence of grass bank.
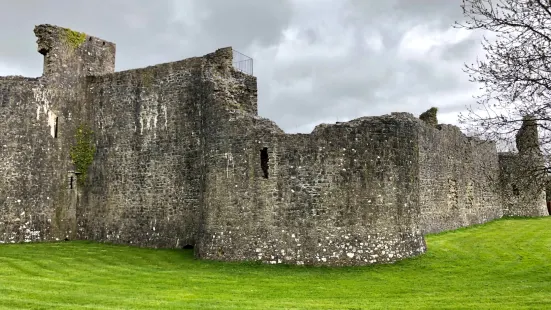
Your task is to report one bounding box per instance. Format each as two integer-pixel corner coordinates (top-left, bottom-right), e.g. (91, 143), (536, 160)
(0, 217), (550, 309)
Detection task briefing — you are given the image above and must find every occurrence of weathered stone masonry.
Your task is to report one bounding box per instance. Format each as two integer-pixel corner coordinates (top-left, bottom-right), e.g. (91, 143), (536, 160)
(0, 24), (547, 266)
(418, 124), (503, 234)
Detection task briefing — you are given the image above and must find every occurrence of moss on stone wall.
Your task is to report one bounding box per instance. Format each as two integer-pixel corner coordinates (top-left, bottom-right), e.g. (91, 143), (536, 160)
(141, 70), (154, 88)
(419, 107), (438, 127)
(63, 28), (86, 50)
(70, 124), (96, 185)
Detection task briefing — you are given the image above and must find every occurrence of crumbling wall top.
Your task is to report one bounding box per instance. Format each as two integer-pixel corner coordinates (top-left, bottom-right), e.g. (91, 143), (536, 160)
(34, 24), (116, 78)
(205, 47), (233, 67)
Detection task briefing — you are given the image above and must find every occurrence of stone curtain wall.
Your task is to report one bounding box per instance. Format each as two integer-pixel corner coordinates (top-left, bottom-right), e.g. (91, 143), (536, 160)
(77, 53), (222, 248)
(197, 110), (427, 266)
(76, 47), (255, 248)
(418, 124), (503, 234)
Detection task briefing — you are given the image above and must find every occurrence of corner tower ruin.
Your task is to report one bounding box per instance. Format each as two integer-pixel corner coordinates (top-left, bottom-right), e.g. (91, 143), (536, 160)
(34, 24), (115, 79)
(499, 116), (548, 217)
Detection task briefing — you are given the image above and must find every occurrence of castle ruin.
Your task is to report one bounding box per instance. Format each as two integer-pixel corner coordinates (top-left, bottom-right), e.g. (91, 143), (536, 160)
(0, 25), (548, 266)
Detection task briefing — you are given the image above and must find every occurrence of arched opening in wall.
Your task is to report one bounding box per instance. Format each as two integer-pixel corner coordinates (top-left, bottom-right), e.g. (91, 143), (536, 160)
(260, 147), (269, 178)
(182, 244), (194, 250)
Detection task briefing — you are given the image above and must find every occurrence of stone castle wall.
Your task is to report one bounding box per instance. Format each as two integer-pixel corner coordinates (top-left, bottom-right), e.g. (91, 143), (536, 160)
(0, 24), (547, 266)
(418, 124), (503, 234)
(77, 59), (206, 247)
(0, 76), (76, 243)
(196, 111), (426, 266)
(0, 24), (118, 245)
(75, 47), (259, 248)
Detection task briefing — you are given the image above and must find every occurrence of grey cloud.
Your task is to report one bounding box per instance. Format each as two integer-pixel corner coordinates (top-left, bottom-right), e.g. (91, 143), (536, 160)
(265, 49), (392, 129)
(0, 0), (484, 134)
(0, 0), (291, 74)
(186, 0), (293, 50)
(0, 0), (180, 74)
(438, 103), (473, 114)
(298, 28), (319, 45)
(440, 35), (483, 62)
(260, 1), (483, 132)
(264, 38), (475, 131)
(345, 0), (464, 28)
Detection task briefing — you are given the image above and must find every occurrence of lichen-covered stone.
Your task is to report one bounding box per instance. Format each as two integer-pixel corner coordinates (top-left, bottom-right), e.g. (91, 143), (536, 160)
(0, 24), (547, 264)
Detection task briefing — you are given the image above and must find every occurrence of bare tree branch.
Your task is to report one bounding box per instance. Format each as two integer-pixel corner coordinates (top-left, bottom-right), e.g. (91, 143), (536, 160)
(456, 0), (551, 188)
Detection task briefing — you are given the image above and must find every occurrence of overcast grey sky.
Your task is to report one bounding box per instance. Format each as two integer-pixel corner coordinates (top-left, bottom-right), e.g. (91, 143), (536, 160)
(0, 0), (486, 133)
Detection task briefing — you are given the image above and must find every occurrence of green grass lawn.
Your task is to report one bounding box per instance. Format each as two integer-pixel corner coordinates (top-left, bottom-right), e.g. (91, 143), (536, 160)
(0, 217), (550, 310)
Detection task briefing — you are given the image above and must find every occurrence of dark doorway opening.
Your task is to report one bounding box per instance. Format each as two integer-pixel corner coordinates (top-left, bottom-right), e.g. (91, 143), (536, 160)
(182, 244), (194, 250)
(260, 147), (269, 178)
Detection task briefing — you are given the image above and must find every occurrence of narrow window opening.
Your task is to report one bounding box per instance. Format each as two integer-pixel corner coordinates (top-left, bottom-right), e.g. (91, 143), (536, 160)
(260, 147), (269, 179)
(54, 117), (58, 138)
(69, 176), (73, 189)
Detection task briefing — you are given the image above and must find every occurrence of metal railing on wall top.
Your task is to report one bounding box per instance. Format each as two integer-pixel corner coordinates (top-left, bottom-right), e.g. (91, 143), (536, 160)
(232, 49), (253, 75)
